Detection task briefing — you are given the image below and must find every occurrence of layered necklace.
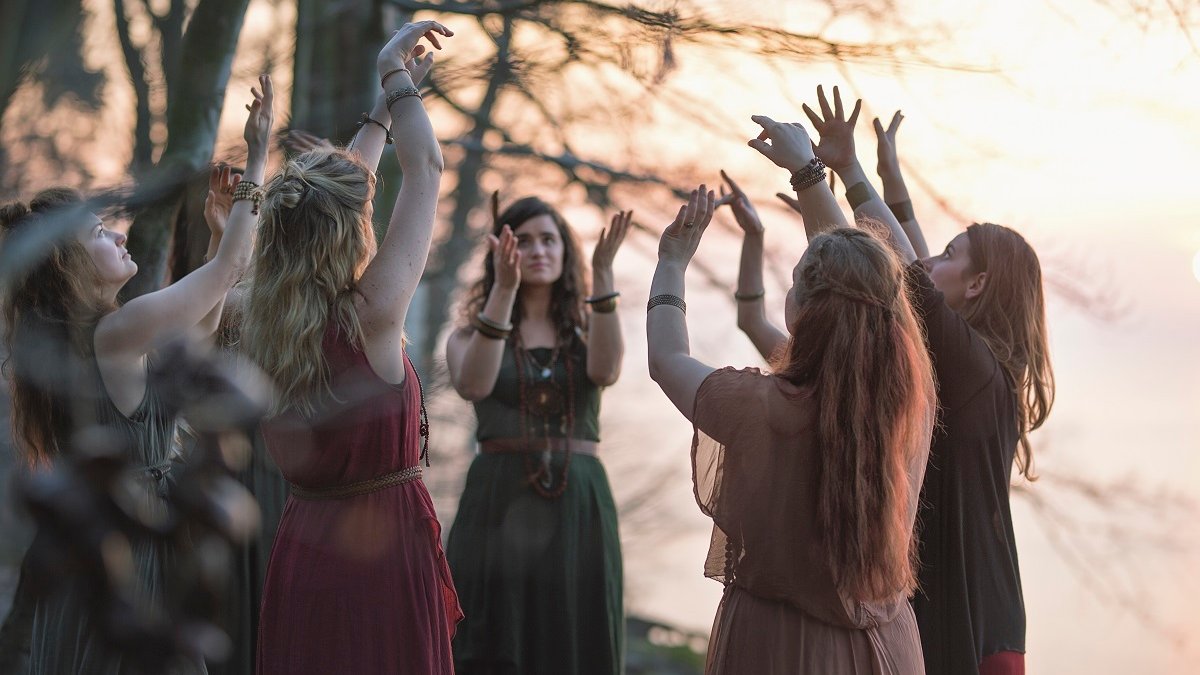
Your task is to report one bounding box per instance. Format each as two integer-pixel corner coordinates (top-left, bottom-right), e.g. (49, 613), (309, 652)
(512, 330), (576, 499)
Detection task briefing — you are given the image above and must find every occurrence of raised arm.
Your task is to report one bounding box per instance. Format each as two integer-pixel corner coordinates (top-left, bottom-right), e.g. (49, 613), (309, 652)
(874, 111), (929, 259)
(585, 210), (630, 386)
(718, 170), (788, 360)
(801, 85), (917, 264)
(96, 76), (272, 359)
(748, 115), (847, 241)
(356, 21), (453, 381)
(647, 187), (718, 421)
(445, 226), (520, 401)
(196, 164), (242, 345)
(347, 47), (435, 175)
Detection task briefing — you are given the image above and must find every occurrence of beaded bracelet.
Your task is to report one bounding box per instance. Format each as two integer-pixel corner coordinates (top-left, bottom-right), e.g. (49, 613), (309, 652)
(357, 113), (393, 145)
(647, 294), (686, 314)
(733, 290), (765, 302)
(232, 180), (264, 215)
(789, 157), (828, 193)
(386, 86), (422, 112)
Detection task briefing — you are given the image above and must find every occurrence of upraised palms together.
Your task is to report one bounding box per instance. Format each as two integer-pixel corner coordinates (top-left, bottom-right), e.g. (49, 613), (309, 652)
(802, 85), (861, 172)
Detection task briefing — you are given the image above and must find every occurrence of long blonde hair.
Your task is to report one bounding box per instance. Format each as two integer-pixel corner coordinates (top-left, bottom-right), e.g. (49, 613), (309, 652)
(961, 222), (1054, 480)
(241, 149), (377, 416)
(773, 228), (935, 602)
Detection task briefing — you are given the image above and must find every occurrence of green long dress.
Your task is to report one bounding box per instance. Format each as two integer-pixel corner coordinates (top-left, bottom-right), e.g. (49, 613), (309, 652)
(29, 357), (206, 675)
(446, 339), (624, 675)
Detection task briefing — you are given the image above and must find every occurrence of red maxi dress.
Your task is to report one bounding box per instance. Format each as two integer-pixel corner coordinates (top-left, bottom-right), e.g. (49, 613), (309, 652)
(256, 325), (462, 674)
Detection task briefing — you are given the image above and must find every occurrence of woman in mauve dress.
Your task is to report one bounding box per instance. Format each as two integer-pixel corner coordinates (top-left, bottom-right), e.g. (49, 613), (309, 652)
(646, 117), (935, 674)
(241, 21), (462, 675)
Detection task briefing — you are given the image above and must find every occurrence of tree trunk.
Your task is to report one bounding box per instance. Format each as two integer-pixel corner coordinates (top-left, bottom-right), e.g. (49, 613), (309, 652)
(122, 0), (251, 299)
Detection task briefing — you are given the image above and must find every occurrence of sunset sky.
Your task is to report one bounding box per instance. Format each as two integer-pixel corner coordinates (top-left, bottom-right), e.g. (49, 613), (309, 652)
(15, 0), (1200, 672)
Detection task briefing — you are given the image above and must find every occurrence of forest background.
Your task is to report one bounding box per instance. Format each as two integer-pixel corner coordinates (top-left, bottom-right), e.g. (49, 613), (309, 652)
(2, 0), (1199, 673)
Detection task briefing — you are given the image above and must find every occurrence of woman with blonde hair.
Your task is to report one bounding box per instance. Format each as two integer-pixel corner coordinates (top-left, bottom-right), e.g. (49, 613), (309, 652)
(240, 21), (461, 675)
(647, 116), (935, 674)
(786, 86), (1055, 675)
(1, 76), (272, 673)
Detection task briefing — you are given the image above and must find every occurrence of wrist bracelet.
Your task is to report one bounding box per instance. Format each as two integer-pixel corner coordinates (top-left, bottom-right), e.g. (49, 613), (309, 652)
(585, 291), (620, 304)
(380, 67), (411, 88)
(232, 180), (264, 215)
(647, 294), (686, 314)
(888, 199), (916, 222)
(386, 86), (422, 112)
(475, 312), (513, 333)
(789, 157), (828, 193)
(734, 290), (765, 301)
(845, 182), (872, 210)
(357, 113), (393, 145)
(471, 318), (509, 340)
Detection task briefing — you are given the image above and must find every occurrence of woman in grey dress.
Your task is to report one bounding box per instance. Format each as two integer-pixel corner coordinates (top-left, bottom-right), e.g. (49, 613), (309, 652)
(0, 76), (272, 673)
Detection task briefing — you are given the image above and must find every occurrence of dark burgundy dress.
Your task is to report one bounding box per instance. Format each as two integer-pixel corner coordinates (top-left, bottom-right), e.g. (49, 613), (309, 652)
(256, 324), (462, 674)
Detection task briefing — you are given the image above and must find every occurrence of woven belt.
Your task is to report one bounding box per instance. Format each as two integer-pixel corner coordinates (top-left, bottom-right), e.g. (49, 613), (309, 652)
(480, 438), (599, 456)
(290, 466), (422, 500)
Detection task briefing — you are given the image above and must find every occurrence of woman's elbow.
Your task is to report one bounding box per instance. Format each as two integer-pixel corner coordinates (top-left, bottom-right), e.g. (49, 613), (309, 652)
(588, 365), (620, 388)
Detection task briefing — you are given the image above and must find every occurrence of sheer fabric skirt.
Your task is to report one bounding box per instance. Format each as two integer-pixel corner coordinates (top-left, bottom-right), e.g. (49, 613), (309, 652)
(706, 586), (924, 675)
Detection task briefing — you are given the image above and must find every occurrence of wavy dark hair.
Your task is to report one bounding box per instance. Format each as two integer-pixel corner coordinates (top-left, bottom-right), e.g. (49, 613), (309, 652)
(461, 194), (587, 345)
(1, 188), (113, 467)
(772, 227), (935, 602)
(961, 222), (1054, 480)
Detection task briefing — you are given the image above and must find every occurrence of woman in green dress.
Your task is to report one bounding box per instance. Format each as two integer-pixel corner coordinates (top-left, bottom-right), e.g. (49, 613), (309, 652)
(445, 197), (631, 675)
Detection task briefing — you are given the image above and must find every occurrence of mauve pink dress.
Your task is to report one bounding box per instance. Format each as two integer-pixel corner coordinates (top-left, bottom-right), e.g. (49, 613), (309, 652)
(256, 324), (462, 674)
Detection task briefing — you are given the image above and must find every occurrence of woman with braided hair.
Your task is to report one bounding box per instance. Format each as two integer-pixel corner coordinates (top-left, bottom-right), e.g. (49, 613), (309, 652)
(646, 116), (935, 673)
(240, 22), (461, 675)
(443, 194), (631, 675)
(0, 75), (272, 674)
(789, 85), (1055, 675)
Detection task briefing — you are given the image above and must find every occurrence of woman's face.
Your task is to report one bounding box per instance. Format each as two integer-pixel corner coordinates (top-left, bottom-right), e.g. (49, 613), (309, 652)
(78, 212), (137, 289)
(513, 214), (565, 287)
(922, 231), (984, 311)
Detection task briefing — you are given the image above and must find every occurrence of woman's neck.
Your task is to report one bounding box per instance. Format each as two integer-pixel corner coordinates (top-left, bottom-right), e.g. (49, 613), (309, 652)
(519, 283), (553, 322)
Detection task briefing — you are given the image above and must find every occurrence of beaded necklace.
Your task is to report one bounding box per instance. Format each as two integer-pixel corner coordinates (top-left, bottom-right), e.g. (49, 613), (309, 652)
(412, 365), (431, 467)
(512, 331), (576, 499)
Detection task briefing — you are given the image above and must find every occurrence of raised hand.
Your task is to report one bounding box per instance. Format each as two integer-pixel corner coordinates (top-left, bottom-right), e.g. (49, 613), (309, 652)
(203, 164), (241, 238)
(280, 129), (334, 154)
(658, 186), (716, 265)
(406, 44), (436, 86)
(748, 116), (817, 172)
(593, 210), (632, 272)
(488, 225), (521, 291)
(243, 74), (274, 158)
(377, 20), (453, 80)
(717, 170), (764, 235)
(873, 111), (904, 178)
(801, 85), (862, 172)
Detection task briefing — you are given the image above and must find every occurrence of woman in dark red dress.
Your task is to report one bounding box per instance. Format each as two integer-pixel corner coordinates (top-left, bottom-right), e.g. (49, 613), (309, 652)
(240, 21), (462, 674)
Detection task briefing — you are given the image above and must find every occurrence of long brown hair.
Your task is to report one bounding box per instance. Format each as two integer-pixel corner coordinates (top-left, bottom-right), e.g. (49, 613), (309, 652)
(961, 222), (1054, 480)
(461, 194), (587, 346)
(773, 228), (935, 602)
(1, 188), (114, 467)
(241, 148), (377, 416)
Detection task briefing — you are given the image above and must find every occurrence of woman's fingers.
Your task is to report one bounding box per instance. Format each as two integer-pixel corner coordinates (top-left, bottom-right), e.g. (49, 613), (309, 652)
(486, 233), (500, 252)
(846, 97), (862, 126)
(887, 110), (904, 137)
(817, 85), (833, 121)
(873, 116), (886, 140)
(776, 192), (803, 214)
(801, 104), (823, 130)
(832, 85), (844, 119)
